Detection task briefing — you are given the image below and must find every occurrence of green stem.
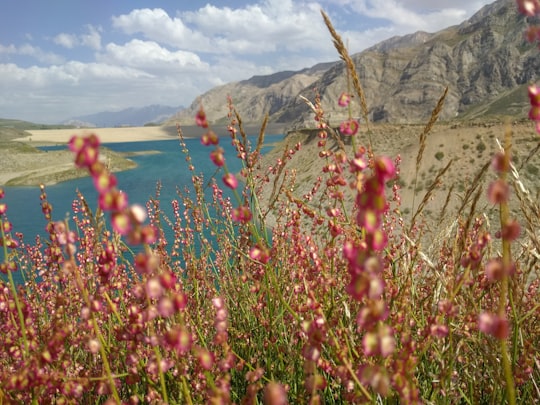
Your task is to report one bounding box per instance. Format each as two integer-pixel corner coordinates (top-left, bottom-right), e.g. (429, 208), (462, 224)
(1, 218), (29, 356)
(497, 140), (516, 405)
(181, 375), (194, 405)
(72, 262), (121, 403)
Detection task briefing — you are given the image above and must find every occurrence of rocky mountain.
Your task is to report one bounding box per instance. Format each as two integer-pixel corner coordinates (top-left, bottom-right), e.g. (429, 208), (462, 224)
(66, 104), (182, 128)
(168, 0), (538, 128)
(166, 63), (333, 126)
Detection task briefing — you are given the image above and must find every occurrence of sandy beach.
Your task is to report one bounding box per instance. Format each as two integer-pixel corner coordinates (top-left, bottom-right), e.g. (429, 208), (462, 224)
(17, 126), (180, 144)
(16, 122), (287, 144)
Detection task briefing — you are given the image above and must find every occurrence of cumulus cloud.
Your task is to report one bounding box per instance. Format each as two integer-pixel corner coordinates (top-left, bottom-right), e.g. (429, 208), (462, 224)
(112, 8), (210, 51)
(98, 40), (209, 73)
(54, 25), (102, 50)
(111, 4), (335, 57)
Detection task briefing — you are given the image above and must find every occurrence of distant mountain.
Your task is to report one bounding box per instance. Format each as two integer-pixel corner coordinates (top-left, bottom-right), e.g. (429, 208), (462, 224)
(66, 105), (183, 128)
(167, 0), (538, 127)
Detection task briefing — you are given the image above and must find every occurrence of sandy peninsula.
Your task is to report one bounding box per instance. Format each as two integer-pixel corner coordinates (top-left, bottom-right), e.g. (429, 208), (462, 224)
(1, 126), (185, 187)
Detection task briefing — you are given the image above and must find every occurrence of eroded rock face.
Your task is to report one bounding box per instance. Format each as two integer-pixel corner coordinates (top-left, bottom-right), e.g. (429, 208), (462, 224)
(169, 0), (538, 128)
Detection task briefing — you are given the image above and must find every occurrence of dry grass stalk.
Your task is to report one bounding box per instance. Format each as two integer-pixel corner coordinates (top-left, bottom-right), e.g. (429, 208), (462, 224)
(256, 113), (269, 158)
(411, 86), (448, 215)
(321, 10), (369, 128)
(326, 126), (347, 153)
(234, 108), (248, 147)
(415, 86), (448, 174)
(298, 95), (347, 153)
(518, 140), (540, 172)
(410, 159), (453, 232)
(460, 186), (483, 251)
(264, 142), (293, 218)
(457, 161), (490, 215)
(438, 183), (455, 226)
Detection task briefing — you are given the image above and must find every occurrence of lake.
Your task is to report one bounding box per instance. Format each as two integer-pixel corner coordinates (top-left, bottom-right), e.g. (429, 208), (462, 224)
(1, 134), (284, 283)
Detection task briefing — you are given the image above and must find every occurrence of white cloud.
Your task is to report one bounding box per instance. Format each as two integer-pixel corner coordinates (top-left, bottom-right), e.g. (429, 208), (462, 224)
(54, 33), (78, 49)
(80, 25), (102, 50)
(398, 0), (489, 10)
(183, 1), (331, 53)
(0, 61), (202, 123)
(325, 0), (493, 33)
(0, 43), (64, 64)
(54, 25), (102, 50)
(112, 8), (210, 51)
(98, 40), (209, 73)
(111, 5), (335, 56)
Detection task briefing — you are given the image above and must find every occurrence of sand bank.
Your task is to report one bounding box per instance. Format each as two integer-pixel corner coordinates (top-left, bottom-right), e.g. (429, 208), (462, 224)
(17, 122), (288, 144)
(15, 126), (181, 144)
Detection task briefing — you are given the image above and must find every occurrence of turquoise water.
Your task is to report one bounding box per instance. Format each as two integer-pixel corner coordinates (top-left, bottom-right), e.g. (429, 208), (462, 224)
(1, 134), (284, 283)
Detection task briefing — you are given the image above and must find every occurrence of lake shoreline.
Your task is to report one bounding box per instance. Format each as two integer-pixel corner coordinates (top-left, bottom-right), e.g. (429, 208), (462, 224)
(1, 124), (287, 187)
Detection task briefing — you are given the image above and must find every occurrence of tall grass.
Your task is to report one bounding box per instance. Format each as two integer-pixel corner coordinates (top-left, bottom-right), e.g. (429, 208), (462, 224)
(1, 3), (540, 403)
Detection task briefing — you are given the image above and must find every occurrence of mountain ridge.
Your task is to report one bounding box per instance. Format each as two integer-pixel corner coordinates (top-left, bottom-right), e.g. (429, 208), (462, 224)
(167, 0), (537, 128)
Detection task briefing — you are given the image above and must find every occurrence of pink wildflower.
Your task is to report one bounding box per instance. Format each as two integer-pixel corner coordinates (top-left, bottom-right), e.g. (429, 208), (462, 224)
(195, 347), (214, 370)
(210, 147), (225, 167)
(98, 189), (128, 212)
(338, 92), (351, 107)
(231, 205), (252, 222)
(222, 173), (238, 190)
(339, 119), (359, 136)
(93, 172), (117, 194)
(263, 382), (288, 405)
(516, 0), (540, 16)
(478, 312), (509, 340)
(195, 107), (209, 128)
(111, 211), (132, 235)
(487, 179), (510, 205)
(201, 130), (219, 146)
(165, 326), (192, 355)
(140, 224), (158, 244)
(249, 243), (270, 264)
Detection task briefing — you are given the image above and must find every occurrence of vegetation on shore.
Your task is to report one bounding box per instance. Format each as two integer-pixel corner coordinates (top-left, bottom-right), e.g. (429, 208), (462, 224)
(0, 130), (137, 187)
(1, 2), (540, 403)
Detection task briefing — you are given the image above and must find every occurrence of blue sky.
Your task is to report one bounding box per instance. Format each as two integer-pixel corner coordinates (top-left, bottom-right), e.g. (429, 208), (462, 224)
(1, 0), (494, 124)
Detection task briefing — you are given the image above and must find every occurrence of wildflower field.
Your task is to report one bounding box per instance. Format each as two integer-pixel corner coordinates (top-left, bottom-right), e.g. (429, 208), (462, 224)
(1, 2), (540, 404)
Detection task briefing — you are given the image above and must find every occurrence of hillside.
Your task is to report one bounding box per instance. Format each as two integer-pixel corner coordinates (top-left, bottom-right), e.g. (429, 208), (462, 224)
(255, 120), (540, 245)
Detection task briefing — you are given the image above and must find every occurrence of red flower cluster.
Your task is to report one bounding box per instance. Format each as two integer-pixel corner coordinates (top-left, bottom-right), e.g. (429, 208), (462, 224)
(196, 106), (241, 196)
(337, 91), (359, 136)
(343, 151), (396, 360)
(0, 188), (19, 273)
(528, 85), (540, 134)
(69, 134), (156, 245)
(516, 0), (540, 16)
